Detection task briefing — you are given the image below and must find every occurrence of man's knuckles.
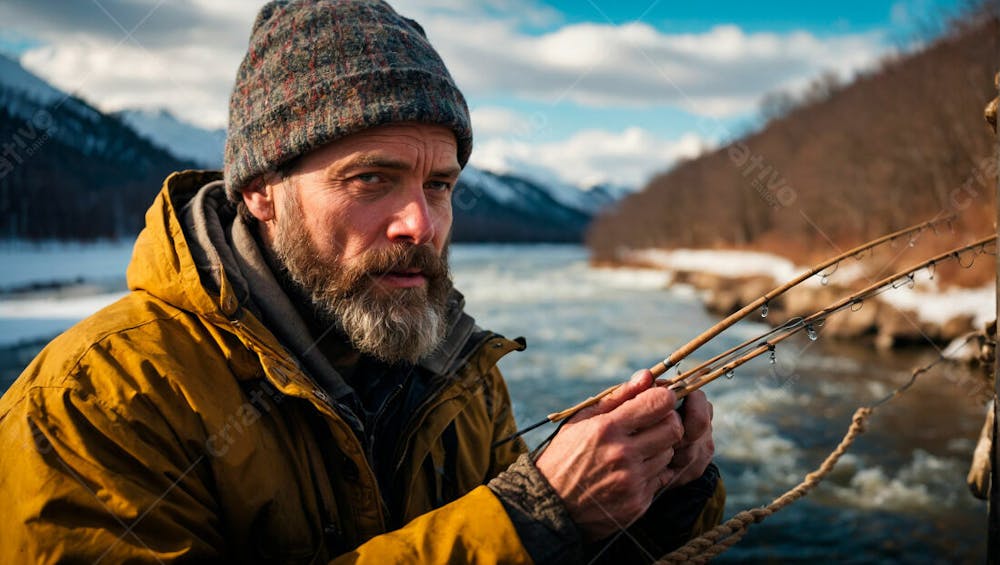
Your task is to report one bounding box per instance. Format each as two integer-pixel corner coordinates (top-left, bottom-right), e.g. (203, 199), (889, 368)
(601, 444), (630, 469)
(641, 386), (676, 411)
(663, 411), (684, 443)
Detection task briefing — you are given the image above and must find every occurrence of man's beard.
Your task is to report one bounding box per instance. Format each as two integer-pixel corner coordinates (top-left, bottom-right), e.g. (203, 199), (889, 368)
(269, 189), (453, 365)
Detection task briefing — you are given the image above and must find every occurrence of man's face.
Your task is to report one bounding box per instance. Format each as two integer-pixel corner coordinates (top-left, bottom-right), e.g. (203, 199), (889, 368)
(248, 123), (461, 364)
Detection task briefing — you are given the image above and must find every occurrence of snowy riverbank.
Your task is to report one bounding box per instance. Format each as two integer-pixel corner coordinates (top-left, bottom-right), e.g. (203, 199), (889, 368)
(619, 247), (995, 349)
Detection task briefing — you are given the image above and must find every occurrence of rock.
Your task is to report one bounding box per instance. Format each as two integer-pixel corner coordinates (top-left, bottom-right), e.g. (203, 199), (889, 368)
(735, 276), (775, 308)
(824, 300), (879, 338)
(875, 307), (926, 350)
(705, 289), (741, 315)
(701, 275), (775, 316)
(941, 314), (976, 342)
(780, 285), (843, 319)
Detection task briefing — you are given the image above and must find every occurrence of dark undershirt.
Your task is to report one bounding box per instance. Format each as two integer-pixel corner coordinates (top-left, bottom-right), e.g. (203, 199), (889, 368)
(256, 234), (417, 508)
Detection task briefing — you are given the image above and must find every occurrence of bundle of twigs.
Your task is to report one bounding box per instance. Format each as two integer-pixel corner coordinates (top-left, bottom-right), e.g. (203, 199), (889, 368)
(666, 234), (995, 398)
(498, 215), (995, 445)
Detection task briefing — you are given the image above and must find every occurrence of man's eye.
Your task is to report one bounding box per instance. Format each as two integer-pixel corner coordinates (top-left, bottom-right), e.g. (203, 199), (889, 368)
(357, 173), (382, 184)
(426, 180), (453, 192)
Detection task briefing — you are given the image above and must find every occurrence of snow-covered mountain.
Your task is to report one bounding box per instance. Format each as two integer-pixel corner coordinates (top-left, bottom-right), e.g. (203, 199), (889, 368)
(116, 108), (225, 168)
(123, 105), (627, 242)
(0, 53), (67, 107)
(0, 52), (626, 242)
(452, 167), (590, 242)
(0, 54), (194, 239)
(0, 54), (105, 147)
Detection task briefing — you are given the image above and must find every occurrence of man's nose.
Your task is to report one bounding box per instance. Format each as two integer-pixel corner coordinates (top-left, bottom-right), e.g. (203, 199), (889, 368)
(386, 188), (435, 245)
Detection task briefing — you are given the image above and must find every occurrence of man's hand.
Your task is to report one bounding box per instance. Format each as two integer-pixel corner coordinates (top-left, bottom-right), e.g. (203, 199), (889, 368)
(534, 370), (714, 541)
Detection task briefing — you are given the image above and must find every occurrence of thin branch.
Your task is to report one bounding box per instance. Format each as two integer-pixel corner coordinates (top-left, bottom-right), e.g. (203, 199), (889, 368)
(671, 235), (995, 397)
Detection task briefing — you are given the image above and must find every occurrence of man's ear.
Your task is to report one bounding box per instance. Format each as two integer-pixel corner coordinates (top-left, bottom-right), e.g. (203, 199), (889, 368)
(241, 176), (276, 222)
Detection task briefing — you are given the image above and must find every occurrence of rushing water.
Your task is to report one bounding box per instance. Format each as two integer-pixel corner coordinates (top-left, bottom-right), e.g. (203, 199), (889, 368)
(0, 242), (991, 562)
(451, 244), (989, 564)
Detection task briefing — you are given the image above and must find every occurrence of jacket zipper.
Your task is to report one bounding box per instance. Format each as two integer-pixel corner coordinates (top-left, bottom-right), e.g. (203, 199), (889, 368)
(367, 381), (406, 521)
(390, 332), (500, 478)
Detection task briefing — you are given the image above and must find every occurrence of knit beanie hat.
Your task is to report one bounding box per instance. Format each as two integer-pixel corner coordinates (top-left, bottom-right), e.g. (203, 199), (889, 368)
(224, 0), (472, 200)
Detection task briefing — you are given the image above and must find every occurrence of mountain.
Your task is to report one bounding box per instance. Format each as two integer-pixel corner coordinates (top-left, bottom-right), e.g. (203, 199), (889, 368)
(452, 167), (594, 242)
(0, 53), (624, 242)
(0, 53), (67, 107)
(587, 8), (999, 281)
(0, 54), (196, 240)
(111, 106), (622, 243)
(116, 108), (225, 168)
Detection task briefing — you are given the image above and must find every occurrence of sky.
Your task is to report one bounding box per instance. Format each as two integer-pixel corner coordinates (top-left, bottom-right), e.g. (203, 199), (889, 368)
(0, 0), (964, 189)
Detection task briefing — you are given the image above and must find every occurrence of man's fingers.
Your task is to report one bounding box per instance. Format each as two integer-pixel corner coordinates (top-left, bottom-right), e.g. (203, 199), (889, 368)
(641, 445), (674, 472)
(646, 465), (677, 497)
(612, 385), (678, 433)
(679, 390), (712, 442)
(669, 439), (714, 486)
(580, 369), (654, 418)
(667, 444), (696, 470)
(629, 409), (683, 455)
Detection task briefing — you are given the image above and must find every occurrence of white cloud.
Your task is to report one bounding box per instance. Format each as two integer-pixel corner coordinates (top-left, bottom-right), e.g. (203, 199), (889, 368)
(469, 106), (536, 136)
(21, 39), (241, 128)
(391, 0), (562, 29)
(9, 0), (257, 128)
(7, 1), (890, 128)
(471, 127), (708, 188)
(428, 19), (887, 117)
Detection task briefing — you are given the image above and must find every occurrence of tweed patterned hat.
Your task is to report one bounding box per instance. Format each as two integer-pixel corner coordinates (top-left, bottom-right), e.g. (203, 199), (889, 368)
(224, 0), (473, 200)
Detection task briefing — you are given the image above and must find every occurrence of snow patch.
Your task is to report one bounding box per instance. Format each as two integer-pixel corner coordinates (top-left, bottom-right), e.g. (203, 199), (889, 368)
(0, 293), (125, 319)
(879, 283), (995, 328)
(626, 247), (799, 281)
(625, 246), (996, 336)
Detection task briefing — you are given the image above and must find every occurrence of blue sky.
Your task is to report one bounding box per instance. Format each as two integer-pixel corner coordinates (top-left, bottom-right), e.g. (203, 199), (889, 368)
(0, 0), (965, 188)
(539, 0), (958, 34)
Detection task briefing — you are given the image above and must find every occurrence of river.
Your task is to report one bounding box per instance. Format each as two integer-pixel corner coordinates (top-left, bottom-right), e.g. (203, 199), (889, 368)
(1, 242), (991, 562)
(451, 244), (989, 563)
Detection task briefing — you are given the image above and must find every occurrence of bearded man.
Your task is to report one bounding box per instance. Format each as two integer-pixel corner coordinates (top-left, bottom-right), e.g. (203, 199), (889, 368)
(0, 1), (724, 562)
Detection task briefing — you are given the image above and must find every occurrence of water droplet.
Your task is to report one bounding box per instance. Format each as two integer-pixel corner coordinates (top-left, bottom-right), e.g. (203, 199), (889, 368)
(769, 350), (777, 365)
(908, 238), (916, 247)
(725, 369), (735, 379)
(907, 275), (915, 289)
(760, 303), (769, 318)
(820, 275), (829, 286)
(805, 325), (818, 341)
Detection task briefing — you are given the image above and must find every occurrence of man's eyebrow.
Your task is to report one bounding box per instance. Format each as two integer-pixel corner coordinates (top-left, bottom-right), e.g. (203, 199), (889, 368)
(336, 155), (461, 177)
(346, 155), (409, 170)
(431, 165), (462, 178)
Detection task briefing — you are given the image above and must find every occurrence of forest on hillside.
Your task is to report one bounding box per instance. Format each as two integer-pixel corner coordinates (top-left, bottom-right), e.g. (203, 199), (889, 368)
(0, 88), (193, 240)
(587, 7), (1000, 287)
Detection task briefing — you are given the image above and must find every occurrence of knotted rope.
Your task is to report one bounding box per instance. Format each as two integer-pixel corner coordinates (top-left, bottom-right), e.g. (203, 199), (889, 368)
(657, 406), (873, 564)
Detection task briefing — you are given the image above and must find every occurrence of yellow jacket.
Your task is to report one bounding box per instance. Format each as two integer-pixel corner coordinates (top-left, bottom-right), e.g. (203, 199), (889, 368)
(0, 171), (724, 563)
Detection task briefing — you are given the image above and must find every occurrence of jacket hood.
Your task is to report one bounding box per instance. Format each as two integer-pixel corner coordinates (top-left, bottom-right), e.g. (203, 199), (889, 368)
(127, 170), (234, 321)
